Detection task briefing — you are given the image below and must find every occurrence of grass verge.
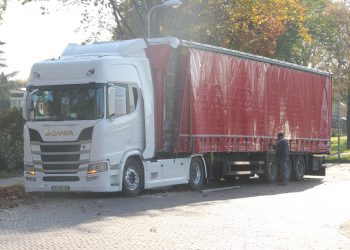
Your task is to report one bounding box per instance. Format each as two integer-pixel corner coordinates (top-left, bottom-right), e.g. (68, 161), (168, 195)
(326, 136), (350, 163)
(0, 169), (22, 179)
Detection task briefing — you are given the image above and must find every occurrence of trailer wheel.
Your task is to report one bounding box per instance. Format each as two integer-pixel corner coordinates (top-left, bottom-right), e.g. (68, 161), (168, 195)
(189, 158), (204, 191)
(263, 156), (278, 183)
(122, 158), (144, 197)
(293, 155), (305, 181)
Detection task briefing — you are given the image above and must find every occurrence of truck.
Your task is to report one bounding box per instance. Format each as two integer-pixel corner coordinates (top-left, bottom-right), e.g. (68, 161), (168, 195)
(22, 37), (332, 196)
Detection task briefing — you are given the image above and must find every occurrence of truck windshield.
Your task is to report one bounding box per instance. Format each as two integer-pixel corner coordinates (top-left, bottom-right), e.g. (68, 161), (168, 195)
(28, 84), (104, 121)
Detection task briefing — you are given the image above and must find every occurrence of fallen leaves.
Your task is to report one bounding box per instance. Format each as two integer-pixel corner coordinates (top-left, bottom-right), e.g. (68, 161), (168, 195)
(0, 185), (36, 209)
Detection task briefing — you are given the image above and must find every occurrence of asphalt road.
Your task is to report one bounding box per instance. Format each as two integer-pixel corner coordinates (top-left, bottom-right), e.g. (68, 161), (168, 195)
(0, 164), (349, 250)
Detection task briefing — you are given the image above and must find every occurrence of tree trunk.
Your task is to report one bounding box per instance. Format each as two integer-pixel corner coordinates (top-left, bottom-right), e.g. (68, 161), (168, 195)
(347, 85), (350, 149)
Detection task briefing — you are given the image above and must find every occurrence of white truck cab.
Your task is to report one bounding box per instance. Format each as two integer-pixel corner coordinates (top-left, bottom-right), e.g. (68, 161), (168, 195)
(23, 38), (204, 195)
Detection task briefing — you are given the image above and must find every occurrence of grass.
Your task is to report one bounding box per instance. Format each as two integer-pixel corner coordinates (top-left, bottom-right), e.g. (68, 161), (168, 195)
(326, 136), (350, 162)
(0, 169), (21, 179)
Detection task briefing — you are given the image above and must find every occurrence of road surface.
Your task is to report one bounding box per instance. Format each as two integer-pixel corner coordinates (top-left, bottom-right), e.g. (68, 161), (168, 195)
(0, 164), (349, 249)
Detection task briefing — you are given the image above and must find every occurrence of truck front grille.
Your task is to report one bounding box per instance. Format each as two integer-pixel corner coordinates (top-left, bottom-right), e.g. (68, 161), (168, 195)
(41, 154), (80, 162)
(43, 176), (80, 182)
(41, 144), (81, 153)
(43, 163), (80, 172)
(29, 127), (93, 174)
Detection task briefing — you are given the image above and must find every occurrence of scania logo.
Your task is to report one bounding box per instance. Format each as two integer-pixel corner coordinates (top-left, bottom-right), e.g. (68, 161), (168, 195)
(45, 130), (74, 136)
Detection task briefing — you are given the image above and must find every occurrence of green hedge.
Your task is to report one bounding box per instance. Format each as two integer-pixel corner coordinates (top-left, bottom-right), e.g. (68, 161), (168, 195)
(0, 109), (24, 171)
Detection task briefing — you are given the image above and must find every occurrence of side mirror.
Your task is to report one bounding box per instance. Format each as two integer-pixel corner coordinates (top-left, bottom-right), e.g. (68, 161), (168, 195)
(22, 92), (28, 120)
(115, 86), (127, 117)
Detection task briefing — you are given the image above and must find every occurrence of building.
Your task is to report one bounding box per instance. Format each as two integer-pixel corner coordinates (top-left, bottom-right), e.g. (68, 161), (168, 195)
(9, 88), (26, 109)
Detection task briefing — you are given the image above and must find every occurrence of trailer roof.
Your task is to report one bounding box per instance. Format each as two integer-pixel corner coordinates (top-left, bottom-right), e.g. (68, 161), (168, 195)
(181, 40), (331, 77)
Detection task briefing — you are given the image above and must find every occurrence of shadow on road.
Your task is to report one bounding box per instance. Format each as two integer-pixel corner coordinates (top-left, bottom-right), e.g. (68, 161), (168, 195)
(0, 176), (325, 234)
(34, 175), (323, 202)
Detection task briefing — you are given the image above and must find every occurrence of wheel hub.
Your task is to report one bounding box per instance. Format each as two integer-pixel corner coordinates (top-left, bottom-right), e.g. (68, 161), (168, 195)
(191, 162), (201, 184)
(125, 167), (139, 191)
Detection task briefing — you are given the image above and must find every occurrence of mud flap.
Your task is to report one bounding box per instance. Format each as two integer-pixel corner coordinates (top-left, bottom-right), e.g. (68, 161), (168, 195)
(307, 156), (326, 176)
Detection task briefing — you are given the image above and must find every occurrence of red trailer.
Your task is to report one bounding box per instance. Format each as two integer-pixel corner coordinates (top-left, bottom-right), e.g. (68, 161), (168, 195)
(146, 39), (331, 182)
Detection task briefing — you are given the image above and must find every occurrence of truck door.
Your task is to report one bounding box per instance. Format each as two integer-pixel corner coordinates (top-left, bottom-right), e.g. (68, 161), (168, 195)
(106, 84), (142, 163)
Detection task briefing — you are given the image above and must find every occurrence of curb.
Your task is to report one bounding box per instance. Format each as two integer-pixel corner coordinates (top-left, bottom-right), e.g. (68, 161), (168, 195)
(0, 177), (24, 188)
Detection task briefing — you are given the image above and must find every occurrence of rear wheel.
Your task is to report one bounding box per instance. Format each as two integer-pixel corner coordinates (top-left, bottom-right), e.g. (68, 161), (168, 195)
(263, 156), (278, 183)
(189, 158), (204, 191)
(293, 155), (305, 181)
(122, 158), (144, 197)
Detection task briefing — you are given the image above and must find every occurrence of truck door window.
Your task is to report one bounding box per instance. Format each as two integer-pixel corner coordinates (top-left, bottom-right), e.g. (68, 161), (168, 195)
(108, 87), (116, 117)
(108, 85), (129, 118)
(108, 84), (139, 118)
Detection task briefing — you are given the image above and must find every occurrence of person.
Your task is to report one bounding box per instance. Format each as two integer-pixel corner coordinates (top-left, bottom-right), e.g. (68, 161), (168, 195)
(276, 132), (289, 185)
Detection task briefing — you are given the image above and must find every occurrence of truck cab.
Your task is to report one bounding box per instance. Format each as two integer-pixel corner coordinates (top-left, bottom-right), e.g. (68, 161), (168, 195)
(23, 39), (159, 193)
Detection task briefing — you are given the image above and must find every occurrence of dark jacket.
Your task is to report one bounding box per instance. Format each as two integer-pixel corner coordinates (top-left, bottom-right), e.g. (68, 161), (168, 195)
(276, 139), (289, 160)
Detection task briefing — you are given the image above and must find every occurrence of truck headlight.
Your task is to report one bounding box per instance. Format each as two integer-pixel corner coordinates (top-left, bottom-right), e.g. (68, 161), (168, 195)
(25, 164), (36, 175)
(88, 162), (108, 174)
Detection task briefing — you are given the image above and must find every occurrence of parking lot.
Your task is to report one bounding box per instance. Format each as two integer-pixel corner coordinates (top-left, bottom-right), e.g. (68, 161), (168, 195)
(0, 164), (350, 250)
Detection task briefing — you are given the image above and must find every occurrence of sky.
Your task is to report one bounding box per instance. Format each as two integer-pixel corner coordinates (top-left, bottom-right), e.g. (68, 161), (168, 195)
(0, 0), (111, 80)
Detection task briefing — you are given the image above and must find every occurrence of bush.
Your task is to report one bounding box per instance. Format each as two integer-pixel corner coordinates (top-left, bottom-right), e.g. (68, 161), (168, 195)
(331, 129), (339, 137)
(0, 109), (24, 171)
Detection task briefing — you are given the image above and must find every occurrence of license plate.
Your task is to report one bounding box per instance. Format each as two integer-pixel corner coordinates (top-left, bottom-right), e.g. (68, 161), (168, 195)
(51, 185), (70, 192)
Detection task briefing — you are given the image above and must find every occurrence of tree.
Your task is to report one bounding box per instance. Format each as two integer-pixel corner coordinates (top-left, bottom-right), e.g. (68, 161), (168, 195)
(275, 0), (333, 66)
(20, 0), (312, 58)
(0, 71), (20, 112)
(0, 108), (24, 170)
(323, 0), (350, 148)
(0, 0), (7, 23)
(212, 0), (311, 57)
(0, 40), (5, 68)
(111, 0), (312, 58)
(0, 39), (20, 111)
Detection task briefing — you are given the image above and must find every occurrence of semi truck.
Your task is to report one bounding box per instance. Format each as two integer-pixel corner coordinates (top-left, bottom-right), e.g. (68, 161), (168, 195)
(22, 37), (332, 196)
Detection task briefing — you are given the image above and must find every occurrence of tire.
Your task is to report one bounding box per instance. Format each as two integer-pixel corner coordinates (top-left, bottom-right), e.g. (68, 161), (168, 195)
(122, 158), (144, 197)
(263, 156), (278, 183)
(189, 158), (204, 191)
(293, 155), (305, 182)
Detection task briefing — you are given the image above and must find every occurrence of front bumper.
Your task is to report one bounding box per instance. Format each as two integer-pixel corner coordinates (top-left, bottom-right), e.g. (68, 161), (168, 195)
(24, 170), (122, 192)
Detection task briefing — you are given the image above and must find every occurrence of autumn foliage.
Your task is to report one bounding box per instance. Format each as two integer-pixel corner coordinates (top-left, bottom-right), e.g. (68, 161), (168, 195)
(219, 0), (311, 56)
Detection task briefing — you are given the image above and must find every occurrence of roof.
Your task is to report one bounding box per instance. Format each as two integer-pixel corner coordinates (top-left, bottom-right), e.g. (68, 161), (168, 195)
(181, 40), (331, 77)
(61, 39), (148, 58)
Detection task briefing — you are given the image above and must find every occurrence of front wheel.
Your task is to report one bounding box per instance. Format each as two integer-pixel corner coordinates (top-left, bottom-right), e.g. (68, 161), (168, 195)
(122, 158), (144, 197)
(189, 158), (204, 191)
